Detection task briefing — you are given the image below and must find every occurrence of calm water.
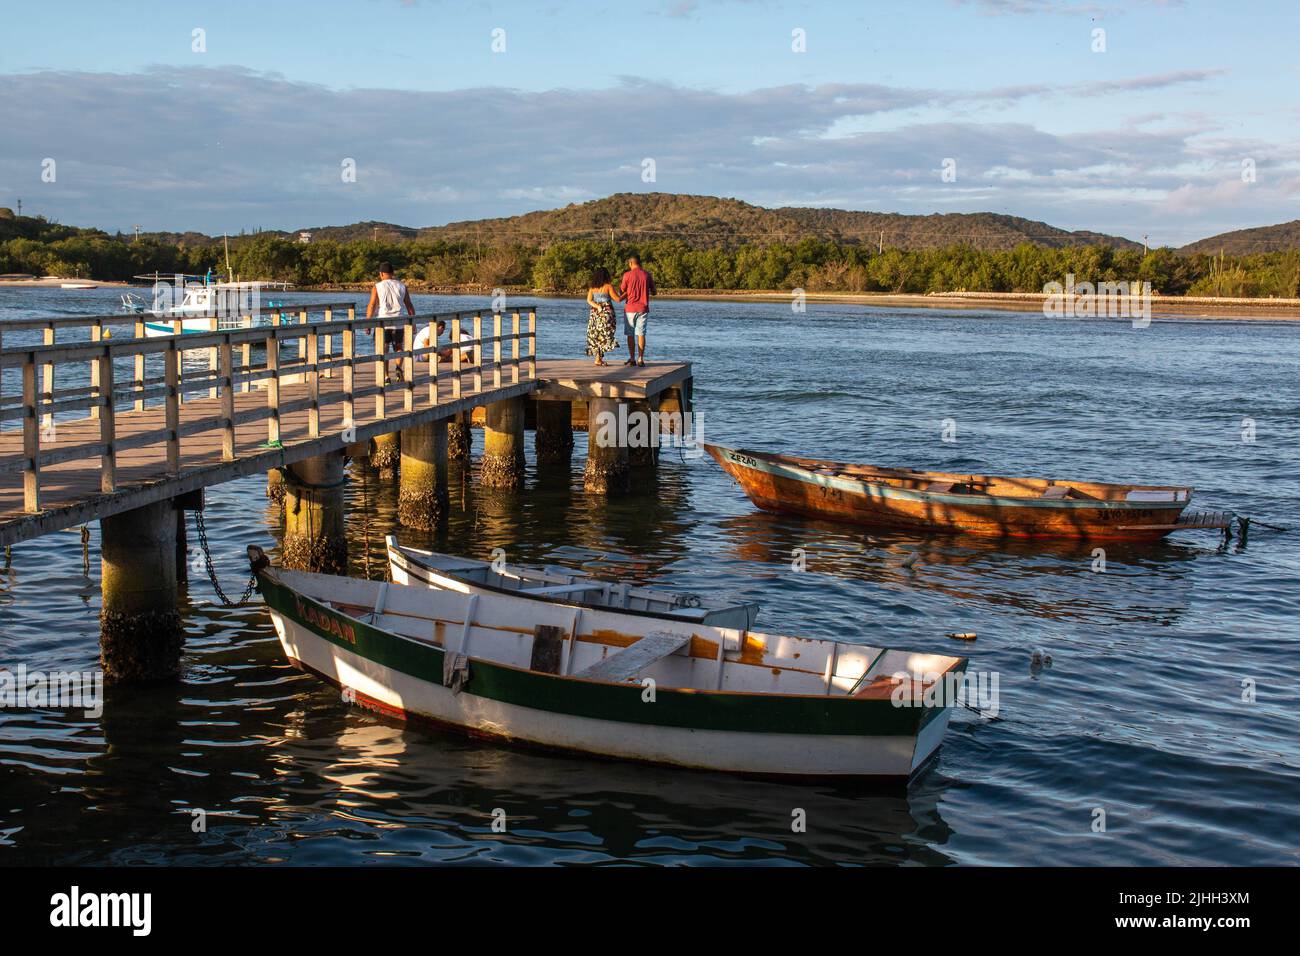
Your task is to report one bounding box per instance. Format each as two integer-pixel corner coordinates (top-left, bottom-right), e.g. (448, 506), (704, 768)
(1, 287), (1297, 866)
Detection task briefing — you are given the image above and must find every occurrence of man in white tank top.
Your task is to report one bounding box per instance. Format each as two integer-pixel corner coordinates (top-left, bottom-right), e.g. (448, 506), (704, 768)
(365, 262), (414, 383)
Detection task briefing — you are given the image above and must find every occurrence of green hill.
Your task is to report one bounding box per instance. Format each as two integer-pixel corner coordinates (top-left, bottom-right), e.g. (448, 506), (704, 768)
(1179, 220), (1300, 255)
(418, 193), (1141, 251)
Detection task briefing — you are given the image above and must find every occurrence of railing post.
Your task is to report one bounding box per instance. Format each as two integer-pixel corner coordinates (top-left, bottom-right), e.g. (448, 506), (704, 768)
(472, 313), (483, 394)
(99, 351), (116, 491)
(266, 332), (281, 446)
(450, 317), (463, 400)
(41, 323), (54, 431)
(343, 325), (355, 430)
(90, 318), (104, 419)
(323, 308), (334, 379)
(307, 327), (320, 438)
(374, 323), (387, 418)
(164, 341), (181, 474)
(241, 315), (253, 393)
(298, 309), (309, 368)
(403, 317), (415, 412)
(528, 309), (537, 379)
(220, 339), (235, 461)
(430, 319), (440, 406)
(22, 358), (40, 512)
(510, 310), (520, 385)
(172, 317), (185, 406)
(492, 312), (502, 390)
(134, 317), (146, 411)
(208, 315), (220, 399)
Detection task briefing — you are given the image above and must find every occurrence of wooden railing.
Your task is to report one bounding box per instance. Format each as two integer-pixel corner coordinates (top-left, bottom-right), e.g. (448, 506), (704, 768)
(0, 304), (538, 512)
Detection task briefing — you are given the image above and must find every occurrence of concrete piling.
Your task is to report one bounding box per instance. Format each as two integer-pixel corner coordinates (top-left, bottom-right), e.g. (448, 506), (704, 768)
(398, 420), (450, 530)
(99, 499), (183, 682)
(535, 399), (575, 467)
(266, 467), (285, 502)
(281, 451), (348, 574)
(370, 431), (401, 477)
(583, 397), (629, 494)
(480, 397), (526, 490)
(627, 397), (660, 470)
(448, 411), (473, 462)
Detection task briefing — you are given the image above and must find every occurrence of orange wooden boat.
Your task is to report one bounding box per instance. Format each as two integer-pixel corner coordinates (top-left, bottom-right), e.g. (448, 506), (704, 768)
(705, 444), (1198, 540)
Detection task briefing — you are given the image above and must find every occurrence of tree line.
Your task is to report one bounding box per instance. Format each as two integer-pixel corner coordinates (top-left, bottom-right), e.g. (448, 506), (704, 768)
(3, 228), (1299, 298)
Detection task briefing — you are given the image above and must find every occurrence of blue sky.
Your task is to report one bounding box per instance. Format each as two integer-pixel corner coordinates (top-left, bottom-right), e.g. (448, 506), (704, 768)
(2, 0), (1297, 245)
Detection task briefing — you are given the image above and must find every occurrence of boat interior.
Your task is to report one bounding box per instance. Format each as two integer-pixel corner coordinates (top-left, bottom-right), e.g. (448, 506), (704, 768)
(278, 569), (962, 700)
(753, 450), (1191, 503)
(388, 540), (760, 627)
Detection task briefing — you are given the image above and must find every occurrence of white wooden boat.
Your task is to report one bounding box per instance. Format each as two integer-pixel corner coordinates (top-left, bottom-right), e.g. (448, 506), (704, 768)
(386, 536), (761, 630)
(251, 547), (966, 780)
(60, 282), (98, 290)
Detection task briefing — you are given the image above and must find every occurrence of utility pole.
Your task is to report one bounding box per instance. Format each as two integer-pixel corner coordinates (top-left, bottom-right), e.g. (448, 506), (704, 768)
(16, 198), (22, 217)
(133, 224), (141, 241)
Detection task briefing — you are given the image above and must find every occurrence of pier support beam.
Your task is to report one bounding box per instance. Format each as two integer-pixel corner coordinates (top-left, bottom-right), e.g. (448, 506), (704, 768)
(627, 397), (660, 471)
(535, 400), (575, 468)
(480, 397), (526, 490)
(584, 398), (629, 494)
(100, 499), (183, 682)
(281, 451), (348, 574)
(398, 420), (450, 530)
(370, 432), (400, 478)
(448, 412), (473, 462)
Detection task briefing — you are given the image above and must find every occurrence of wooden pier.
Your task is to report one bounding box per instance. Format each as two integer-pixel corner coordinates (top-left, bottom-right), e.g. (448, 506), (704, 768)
(0, 303), (692, 547)
(0, 301), (692, 680)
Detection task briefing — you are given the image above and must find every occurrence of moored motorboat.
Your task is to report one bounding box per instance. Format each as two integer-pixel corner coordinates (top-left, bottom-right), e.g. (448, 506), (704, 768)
(386, 536), (761, 630)
(251, 547), (966, 780)
(707, 443), (1199, 540)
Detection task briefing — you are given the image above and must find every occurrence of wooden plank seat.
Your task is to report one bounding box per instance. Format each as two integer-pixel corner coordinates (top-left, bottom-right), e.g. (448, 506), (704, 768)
(574, 631), (691, 682)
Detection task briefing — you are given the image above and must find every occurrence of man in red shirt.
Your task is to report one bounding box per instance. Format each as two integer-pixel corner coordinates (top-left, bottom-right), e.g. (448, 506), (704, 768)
(619, 255), (656, 366)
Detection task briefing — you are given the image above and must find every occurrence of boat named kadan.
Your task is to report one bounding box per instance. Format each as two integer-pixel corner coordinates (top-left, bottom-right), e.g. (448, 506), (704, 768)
(251, 547), (966, 780)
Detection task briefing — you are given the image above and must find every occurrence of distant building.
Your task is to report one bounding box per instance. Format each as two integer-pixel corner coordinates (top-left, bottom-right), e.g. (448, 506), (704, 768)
(298, 231), (312, 244)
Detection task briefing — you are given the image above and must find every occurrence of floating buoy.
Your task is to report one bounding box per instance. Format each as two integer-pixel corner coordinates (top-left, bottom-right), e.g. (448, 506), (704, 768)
(948, 631), (977, 641)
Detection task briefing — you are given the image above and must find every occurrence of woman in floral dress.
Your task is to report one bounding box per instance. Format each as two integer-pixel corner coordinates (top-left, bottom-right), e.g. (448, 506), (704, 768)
(585, 267), (622, 365)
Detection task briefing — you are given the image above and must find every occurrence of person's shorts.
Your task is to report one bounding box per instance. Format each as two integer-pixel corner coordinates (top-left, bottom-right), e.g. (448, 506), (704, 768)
(625, 311), (649, 337)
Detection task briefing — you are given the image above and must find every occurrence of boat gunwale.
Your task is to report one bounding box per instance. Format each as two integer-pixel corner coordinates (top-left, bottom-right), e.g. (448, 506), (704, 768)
(387, 541), (759, 625)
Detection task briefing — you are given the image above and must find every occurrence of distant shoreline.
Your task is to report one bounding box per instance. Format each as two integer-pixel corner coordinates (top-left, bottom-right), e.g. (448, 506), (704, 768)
(303, 283), (1300, 320)
(5, 277), (1298, 319)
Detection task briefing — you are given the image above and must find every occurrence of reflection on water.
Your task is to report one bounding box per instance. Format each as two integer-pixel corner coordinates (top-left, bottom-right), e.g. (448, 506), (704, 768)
(2, 290), (1299, 866)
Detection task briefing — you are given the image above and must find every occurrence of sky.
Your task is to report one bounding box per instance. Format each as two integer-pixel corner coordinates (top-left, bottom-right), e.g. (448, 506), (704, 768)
(1, 0), (1297, 246)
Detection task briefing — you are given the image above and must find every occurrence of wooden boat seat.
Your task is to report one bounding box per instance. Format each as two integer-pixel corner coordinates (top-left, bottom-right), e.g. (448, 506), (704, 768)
(852, 673), (931, 700)
(519, 582), (605, 597)
(574, 631), (691, 682)
(1041, 485), (1093, 500)
(926, 481), (955, 493)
